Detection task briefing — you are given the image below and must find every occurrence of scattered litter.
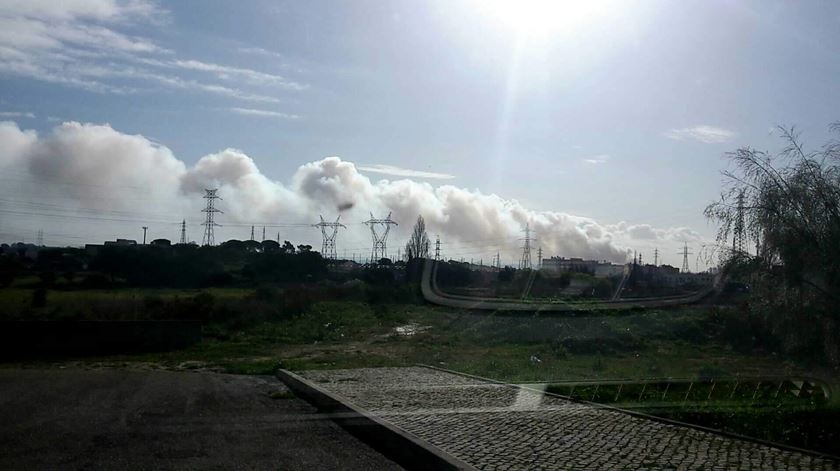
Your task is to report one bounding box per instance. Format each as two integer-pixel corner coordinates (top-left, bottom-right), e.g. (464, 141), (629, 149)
(394, 323), (431, 336)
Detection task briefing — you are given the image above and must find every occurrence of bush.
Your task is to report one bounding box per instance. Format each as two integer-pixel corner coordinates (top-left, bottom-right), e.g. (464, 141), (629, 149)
(31, 288), (47, 308)
(38, 271), (56, 288)
(254, 285), (280, 302)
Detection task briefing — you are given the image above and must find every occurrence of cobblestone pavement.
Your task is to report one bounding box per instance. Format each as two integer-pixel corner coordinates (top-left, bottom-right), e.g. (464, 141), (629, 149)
(301, 367), (840, 470)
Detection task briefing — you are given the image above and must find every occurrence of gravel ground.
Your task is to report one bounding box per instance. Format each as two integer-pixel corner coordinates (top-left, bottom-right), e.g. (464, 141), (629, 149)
(0, 368), (401, 470)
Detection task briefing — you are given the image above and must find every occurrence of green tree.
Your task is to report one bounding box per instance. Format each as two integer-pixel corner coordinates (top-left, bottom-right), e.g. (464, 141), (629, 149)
(705, 123), (840, 307)
(405, 215), (430, 260)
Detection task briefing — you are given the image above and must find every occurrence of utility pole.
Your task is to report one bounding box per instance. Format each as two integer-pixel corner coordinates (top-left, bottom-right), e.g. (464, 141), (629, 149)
(519, 224), (536, 270)
(142, 226), (148, 245)
(201, 189), (222, 246)
(678, 243), (693, 273)
(363, 212), (398, 262)
(434, 235), (440, 261)
(179, 220), (187, 244)
(312, 215), (346, 260)
(262, 226), (266, 242)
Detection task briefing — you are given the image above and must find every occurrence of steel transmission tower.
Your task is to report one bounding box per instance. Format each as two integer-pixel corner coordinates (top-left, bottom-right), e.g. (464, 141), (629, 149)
(312, 215), (346, 260)
(201, 189), (222, 246)
(434, 235), (440, 261)
(363, 212), (398, 262)
(250, 225), (255, 241)
(653, 248), (659, 267)
(519, 224), (536, 270)
(179, 220), (187, 244)
(678, 243), (693, 273)
(537, 246), (542, 270)
(732, 190), (746, 255)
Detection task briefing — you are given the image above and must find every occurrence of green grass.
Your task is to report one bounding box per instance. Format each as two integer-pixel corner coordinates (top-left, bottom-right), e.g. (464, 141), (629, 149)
(4, 294), (837, 456)
(32, 301), (809, 389)
(0, 287), (253, 320)
(3, 295), (824, 386)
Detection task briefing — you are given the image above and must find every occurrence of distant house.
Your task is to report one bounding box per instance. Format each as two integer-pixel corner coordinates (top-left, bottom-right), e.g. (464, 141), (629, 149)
(86, 239), (138, 257)
(594, 263), (625, 278)
(542, 257), (625, 278)
(541, 257), (599, 274)
(104, 239), (137, 246)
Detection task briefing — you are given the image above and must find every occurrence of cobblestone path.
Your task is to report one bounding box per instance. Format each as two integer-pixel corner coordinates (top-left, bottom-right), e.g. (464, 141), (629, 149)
(300, 367), (839, 470)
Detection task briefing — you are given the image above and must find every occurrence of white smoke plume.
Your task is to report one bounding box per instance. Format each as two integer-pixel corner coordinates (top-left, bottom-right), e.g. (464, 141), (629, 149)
(0, 120), (708, 265)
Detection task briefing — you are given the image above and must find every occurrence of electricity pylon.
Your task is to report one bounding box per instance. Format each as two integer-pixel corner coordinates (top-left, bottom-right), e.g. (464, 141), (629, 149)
(519, 223), (536, 270)
(679, 242), (693, 273)
(179, 220), (187, 244)
(363, 212), (398, 262)
(733, 190), (746, 255)
(313, 215), (346, 260)
(201, 189), (222, 246)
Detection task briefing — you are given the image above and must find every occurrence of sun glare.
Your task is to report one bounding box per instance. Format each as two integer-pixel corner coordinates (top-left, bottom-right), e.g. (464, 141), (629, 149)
(474, 0), (616, 37)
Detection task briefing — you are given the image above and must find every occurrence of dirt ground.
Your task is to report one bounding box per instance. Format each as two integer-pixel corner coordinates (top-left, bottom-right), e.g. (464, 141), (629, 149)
(0, 368), (401, 470)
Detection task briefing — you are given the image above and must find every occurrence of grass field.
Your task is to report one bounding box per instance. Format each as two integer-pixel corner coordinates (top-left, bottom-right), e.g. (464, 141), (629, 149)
(3, 292), (828, 383)
(3, 288), (839, 455)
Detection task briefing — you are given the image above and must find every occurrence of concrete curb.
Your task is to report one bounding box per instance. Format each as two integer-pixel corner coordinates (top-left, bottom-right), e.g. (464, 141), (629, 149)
(417, 363), (840, 463)
(275, 369), (476, 471)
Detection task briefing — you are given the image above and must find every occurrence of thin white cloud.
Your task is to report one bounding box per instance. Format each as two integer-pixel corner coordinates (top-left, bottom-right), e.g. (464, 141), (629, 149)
(238, 46), (284, 59)
(582, 154), (609, 164)
(357, 164), (455, 180)
(664, 125), (736, 144)
(0, 1), (304, 104)
(140, 58), (307, 90)
(229, 107), (299, 119)
(0, 111), (35, 118)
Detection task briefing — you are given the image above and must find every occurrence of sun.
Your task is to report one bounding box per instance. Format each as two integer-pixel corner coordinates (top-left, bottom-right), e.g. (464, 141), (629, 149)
(473, 0), (616, 37)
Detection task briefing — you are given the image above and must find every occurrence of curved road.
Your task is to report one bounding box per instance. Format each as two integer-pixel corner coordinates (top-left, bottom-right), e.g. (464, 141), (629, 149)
(421, 260), (717, 312)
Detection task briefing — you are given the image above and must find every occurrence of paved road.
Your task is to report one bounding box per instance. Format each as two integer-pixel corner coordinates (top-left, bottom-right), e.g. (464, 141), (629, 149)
(420, 260), (713, 312)
(301, 366), (840, 470)
(0, 368), (401, 470)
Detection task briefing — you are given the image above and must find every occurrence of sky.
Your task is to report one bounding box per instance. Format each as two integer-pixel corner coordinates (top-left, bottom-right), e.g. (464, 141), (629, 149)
(0, 0), (838, 268)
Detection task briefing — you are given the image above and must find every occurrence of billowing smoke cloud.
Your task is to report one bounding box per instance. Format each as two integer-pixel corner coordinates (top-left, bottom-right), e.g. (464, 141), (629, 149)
(0, 120), (708, 264)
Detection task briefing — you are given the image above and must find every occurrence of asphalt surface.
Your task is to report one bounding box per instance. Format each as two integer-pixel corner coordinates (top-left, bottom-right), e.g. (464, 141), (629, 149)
(0, 368), (402, 470)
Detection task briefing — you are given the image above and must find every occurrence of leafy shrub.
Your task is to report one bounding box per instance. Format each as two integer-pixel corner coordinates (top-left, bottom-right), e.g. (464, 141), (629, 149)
(31, 288), (47, 308)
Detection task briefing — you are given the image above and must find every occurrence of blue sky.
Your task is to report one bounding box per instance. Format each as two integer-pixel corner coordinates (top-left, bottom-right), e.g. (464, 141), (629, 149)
(1, 0), (839, 267)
